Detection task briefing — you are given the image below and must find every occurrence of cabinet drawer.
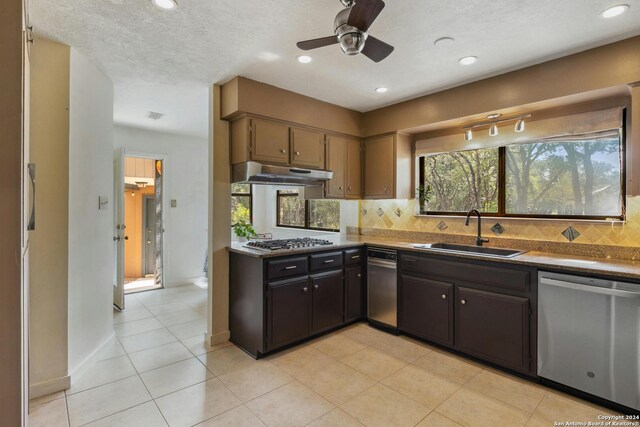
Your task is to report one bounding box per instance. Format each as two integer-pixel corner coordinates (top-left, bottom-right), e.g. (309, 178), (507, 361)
(402, 254), (530, 293)
(310, 251), (343, 272)
(344, 248), (363, 266)
(266, 257), (308, 280)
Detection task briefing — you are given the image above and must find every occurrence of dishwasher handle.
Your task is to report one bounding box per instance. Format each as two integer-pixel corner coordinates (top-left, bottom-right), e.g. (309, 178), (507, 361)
(368, 258), (397, 269)
(540, 276), (640, 298)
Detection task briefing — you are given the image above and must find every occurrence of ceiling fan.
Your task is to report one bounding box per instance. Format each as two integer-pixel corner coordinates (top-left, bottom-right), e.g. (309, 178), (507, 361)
(296, 0), (394, 63)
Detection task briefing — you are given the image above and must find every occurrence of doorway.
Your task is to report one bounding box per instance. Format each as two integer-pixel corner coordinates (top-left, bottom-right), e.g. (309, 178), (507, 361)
(123, 156), (163, 294)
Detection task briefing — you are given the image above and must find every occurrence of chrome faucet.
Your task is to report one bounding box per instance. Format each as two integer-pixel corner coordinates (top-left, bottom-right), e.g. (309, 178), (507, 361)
(465, 209), (489, 247)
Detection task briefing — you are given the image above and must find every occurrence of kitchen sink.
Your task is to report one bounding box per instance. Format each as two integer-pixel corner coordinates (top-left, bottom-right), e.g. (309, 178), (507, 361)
(413, 242), (526, 258)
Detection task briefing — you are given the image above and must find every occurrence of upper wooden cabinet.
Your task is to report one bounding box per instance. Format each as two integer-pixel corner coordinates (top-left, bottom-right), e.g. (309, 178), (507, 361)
(325, 135), (362, 199)
(290, 127), (325, 169)
(364, 133), (412, 199)
(250, 118), (289, 165)
(231, 116), (329, 170)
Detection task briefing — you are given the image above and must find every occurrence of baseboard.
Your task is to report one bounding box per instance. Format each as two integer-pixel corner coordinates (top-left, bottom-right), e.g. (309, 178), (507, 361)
(208, 330), (230, 346)
(29, 375), (71, 399)
(68, 333), (116, 387)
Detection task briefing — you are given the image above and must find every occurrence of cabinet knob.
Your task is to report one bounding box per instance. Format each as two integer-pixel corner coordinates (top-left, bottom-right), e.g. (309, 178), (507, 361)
(314, 284), (319, 289)
(357, 273), (362, 278)
(295, 151), (300, 156)
(348, 186), (352, 191)
(302, 287), (308, 292)
(339, 186), (343, 190)
(280, 149), (286, 154)
(384, 186), (389, 193)
(441, 294), (447, 299)
(461, 299), (466, 305)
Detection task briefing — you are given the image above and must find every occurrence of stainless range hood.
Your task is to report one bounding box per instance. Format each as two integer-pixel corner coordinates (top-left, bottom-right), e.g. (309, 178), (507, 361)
(232, 161), (332, 186)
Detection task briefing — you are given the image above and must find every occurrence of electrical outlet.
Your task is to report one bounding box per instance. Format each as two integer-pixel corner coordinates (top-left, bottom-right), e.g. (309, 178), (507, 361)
(170, 199), (177, 208)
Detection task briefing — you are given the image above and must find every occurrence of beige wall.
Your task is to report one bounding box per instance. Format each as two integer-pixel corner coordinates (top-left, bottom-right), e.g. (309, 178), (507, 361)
(0, 0), (26, 422)
(28, 37), (71, 396)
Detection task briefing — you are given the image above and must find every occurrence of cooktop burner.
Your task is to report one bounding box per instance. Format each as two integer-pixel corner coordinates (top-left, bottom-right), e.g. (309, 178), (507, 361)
(245, 237), (334, 252)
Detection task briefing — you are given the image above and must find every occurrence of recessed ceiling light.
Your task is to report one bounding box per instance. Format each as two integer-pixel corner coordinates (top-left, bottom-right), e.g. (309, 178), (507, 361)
(152, 0), (177, 10)
(434, 37), (455, 47)
(297, 55), (312, 64)
(601, 4), (629, 18)
(459, 56), (478, 66)
(375, 87), (388, 94)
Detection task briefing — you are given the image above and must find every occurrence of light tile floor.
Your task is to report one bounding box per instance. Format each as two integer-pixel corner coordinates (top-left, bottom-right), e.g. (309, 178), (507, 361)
(29, 284), (619, 427)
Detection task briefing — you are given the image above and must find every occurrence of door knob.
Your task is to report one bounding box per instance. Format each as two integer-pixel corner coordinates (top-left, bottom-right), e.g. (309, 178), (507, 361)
(124, 236), (129, 240)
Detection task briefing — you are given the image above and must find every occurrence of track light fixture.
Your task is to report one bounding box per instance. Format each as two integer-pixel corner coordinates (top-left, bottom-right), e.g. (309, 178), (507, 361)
(462, 113), (531, 141)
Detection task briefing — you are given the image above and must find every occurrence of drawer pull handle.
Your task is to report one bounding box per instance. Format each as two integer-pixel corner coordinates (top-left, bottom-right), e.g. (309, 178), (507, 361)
(284, 265), (297, 270)
(441, 294), (447, 299)
(461, 299), (466, 305)
(323, 259), (335, 264)
(351, 255), (360, 259)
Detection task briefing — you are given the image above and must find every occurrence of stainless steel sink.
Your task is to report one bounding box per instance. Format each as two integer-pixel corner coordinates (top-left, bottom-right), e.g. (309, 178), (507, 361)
(413, 242), (526, 258)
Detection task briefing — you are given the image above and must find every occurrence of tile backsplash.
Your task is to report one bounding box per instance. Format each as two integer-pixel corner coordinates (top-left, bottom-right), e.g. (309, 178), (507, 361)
(359, 196), (640, 248)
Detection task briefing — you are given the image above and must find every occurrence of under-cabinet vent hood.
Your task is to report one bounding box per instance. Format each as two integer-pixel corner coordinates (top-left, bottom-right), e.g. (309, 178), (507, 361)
(232, 161), (333, 186)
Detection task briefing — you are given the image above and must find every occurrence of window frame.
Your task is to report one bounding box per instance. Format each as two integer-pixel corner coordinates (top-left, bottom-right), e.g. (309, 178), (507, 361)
(418, 129), (626, 221)
(276, 190), (340, 232)
(231, 184), (253, 225)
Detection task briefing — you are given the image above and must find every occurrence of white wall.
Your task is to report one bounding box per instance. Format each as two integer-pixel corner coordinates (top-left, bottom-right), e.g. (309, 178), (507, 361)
(67, 49), (115, 376)
(240, 185), (359, 241)
(114, 125), (208, 286)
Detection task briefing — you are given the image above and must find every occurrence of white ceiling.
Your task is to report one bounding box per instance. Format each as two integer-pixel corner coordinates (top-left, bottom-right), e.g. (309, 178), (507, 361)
(30, 0), (640, 138)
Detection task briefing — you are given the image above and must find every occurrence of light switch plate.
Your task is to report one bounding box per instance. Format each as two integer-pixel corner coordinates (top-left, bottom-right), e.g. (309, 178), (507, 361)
(98, 196), (109, 210)
(170, 199), (177, 208)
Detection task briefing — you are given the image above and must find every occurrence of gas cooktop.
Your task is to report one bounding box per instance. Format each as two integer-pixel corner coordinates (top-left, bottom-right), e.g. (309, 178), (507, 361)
(244, 237), (334, 252)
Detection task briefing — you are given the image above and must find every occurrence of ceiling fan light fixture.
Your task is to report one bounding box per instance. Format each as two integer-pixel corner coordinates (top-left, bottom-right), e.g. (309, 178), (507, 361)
(152, 0), (177, 10)
(601, 4), (629, 18)
(338, 31), (367, 55)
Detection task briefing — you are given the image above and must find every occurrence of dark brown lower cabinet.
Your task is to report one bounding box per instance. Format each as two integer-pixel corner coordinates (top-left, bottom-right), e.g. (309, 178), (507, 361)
(345, 266), (364, 322)
(399, 275), (453, 346)
(311, 270), (344, 334)
(455, 287), (530, 372)
(267, 277), (310, 351)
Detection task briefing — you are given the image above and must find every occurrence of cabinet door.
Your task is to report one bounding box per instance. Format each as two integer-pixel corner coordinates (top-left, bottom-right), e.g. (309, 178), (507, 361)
(455, 287), (530, 372)
(345, 266), (364, 322)
(364, 134), (395, 198)
(251, 118), (289, 164)
(325, 135), (346, 198)
(290, 127), (325, 169)
(310, 270), (344, 334)
(400, 275), (453, 346)
(345, 138), (362, 198)
(267, 277), (310, 351)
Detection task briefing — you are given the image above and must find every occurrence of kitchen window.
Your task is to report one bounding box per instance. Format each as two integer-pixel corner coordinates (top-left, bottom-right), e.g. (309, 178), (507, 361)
(419, 131), (625, 219)
(231, 183), (252, 225)
(276, 190), (340, 232)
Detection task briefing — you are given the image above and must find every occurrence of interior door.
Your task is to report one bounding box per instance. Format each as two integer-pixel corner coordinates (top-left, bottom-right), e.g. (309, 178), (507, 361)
(143, 195), (157, 276)
(113, 147), (125, 309)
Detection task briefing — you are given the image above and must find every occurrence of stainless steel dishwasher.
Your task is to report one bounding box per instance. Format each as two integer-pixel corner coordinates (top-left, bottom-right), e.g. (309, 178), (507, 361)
(538, 271), (640, 410)
(367, 247), (397, 327)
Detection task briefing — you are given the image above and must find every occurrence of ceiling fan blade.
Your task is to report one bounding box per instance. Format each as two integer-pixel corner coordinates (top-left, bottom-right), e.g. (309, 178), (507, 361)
(361, 35), (394, 62)
(297, 36), (338, 50)
(347, 0), (385, 32)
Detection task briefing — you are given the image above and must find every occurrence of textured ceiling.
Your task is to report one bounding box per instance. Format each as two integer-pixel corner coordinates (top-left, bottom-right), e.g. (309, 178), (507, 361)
(30, 0), (640, 138)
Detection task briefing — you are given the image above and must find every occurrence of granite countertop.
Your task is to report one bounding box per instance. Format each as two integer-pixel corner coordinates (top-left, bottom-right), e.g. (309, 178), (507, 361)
(228, 235), (640, 281)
